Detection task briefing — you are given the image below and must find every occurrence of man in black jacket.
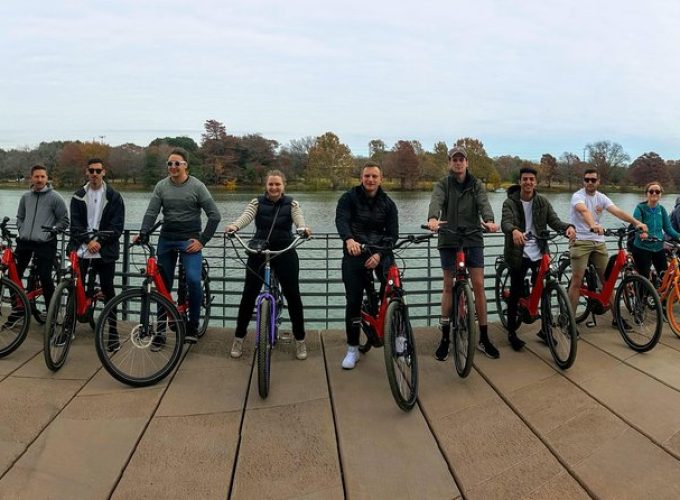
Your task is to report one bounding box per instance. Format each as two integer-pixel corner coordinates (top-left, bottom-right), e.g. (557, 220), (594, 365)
(70, 158), (125, 351)
(335, 162), (399, 369)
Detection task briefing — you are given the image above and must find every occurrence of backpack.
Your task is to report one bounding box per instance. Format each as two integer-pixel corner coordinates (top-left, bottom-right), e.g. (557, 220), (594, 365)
(626, 202), (646, 252)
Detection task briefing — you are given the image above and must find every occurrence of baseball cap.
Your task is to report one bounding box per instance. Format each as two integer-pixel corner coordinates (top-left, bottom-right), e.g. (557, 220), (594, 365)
(447, 146), (467, 159)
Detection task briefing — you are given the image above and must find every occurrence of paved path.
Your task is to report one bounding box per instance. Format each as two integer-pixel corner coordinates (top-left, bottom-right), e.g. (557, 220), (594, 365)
(3, 319), (680, 499)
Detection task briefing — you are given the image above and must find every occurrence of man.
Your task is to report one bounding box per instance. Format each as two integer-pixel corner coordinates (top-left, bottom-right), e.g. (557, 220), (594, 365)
(501, 166), (575, 350)
(670, 197), (680, 233)
(568, 168), (647, 326)
(335, 162), (398, 369)
(70, 158), (125, 352)
(139, 147), (221, 347)
(15, 164), (69, 309)
(427, 146), (499, 359)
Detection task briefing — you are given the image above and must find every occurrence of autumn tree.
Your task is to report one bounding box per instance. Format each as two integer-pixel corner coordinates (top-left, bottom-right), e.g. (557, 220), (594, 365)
(279, 136), (314, 182)
(386, 140), (420, 190)
(368, 139), (387, 166)
(585, 140), (629, 184)
(307, 132), (354, 189)
(200, 119), (239, 184)
(454, 137), (499, 188)
(56, 142), (86, 187)
(539, 153), (558, 188)
(108, 143), (145, 184)
(627, 152), (671, 187)
(493, 155), (523, 182)
(237, 134), (279, 184)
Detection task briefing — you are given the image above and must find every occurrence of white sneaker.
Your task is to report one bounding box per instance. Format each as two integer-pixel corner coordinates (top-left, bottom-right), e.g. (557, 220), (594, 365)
(295, 340), (308, 360)
(230, 337), (244, 358)
(341, 345), (360, 370)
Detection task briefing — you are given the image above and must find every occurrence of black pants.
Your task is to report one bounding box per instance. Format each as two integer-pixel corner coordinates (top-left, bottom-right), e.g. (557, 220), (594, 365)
(631, 246), (667, 280)
(78, 258), (117, 304)
(341, 255), (390, 346)
(506, 257), (540, 334)
(15, 239), (57, 306)
(235, 249), (305, 340)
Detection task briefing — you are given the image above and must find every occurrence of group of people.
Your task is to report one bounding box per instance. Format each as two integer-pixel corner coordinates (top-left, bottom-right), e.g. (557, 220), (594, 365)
(10, 146), (680, 369)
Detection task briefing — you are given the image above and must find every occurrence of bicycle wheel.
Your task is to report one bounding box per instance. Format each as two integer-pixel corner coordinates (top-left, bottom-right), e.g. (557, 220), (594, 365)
(666, 288), (680, 339)
(0, 277), (31, 358)
(557, 259), (592, 324)
(257, 297), (272, 398)
(614, 274), (663, 352)
(44, 280), (76, 371)
(197, 260), (211, 338)
(541, 281), (578, 370)
(494, 261), (510, 329)
(450, 281), (477, 378)
(95, 289), (184, 387)
(383, 298), (418, 411)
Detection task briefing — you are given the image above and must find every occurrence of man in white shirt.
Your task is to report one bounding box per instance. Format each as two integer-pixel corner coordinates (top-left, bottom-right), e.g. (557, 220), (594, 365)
(568, 168), (646, 325)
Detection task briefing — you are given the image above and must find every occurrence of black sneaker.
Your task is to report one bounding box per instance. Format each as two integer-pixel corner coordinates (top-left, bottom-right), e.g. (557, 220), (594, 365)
(184, 323), (198, 344)
(477, 339), (500, 359)
(508, 333), (525, 351)
(2, 310), (23, 329)
(435, 339), (449, 361)
(150, 334), (166, 352)
(612, 318), (633, 331)
(107, 331), (120, 353)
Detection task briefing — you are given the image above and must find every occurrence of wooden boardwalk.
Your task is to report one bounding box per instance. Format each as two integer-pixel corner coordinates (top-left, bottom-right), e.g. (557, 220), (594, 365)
(3, 319), (680, 499)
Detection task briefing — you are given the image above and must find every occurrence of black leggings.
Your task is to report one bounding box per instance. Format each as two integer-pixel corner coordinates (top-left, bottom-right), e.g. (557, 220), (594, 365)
(15, 239), (57, 307)
(235, 249), (305, 340)
(631, 246), (667, 280)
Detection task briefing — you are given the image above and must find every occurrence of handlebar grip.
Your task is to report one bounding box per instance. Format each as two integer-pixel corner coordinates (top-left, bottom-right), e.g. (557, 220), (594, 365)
(420, 224), (430, 230)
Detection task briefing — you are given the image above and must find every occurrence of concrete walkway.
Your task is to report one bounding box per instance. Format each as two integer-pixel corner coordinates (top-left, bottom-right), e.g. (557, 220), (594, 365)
(3, 319), (680, 499)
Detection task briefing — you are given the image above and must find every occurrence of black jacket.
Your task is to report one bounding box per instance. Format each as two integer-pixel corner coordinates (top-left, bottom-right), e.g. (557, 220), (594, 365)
(335, 185), (399, 256)
(69, 183), (125, 262)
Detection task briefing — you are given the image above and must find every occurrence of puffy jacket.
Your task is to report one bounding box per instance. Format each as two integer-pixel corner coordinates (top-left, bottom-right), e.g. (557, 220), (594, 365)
(501, 185), (572, 269)
(16, 185), (69, 243)
(253, 195), (295, 250)
(69, 182), (125, 262)
(427, 172), (494, 248)
(335, 185), (399, 256)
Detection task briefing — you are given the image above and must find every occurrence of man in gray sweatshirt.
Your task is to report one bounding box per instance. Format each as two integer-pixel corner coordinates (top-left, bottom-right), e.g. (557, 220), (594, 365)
(139, 147), (221, 346)
(16, 164), (69, 307)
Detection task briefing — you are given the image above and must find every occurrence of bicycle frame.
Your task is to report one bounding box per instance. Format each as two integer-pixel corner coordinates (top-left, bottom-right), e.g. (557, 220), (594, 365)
(518, 252), (551, 318)
(579, 248), (627, 309)
(67, 251), (100, 319)
(255, 260), (280, 347)
(361, 264), (402, 342)
(1, 238), (44, 303)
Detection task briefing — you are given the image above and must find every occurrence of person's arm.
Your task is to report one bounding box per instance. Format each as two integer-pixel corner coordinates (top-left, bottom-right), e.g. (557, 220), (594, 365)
(291, 201), (311, 235)
(501, 199), (524, 247)
(607, 204), (646, 230)
(16, 195), (25, 232)
(574, 202), (600, 232)
(335, 192), (354, 241)
(474, 181), (495, 224)
(228, 199), (258, 232)
(427, 180), (446, 221)
(383, 199), (399, 248)
(69, 195), (88, 244)
(53, 194), (69, 232)
(662, 207), (680, 240)
(197, 186), (221, 245)
(101, 193), (125, 243)
(140, 184), (163, 234)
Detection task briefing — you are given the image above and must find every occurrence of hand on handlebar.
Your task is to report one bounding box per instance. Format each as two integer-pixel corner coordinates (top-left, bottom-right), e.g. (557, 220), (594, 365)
(426, 219), (446, 232)
(590, 224), (605, 235)
(637, 223), (649, 233)
(482, 221), (498, 233)
(225, 224), (238, 233)
(346, 238), (362, 256)
(512, 229), (525, 247)
(565, 226), (576, 240)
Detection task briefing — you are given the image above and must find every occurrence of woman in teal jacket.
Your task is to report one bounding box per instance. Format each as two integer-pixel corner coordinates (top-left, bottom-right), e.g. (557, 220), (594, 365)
(632, 181), (680, 279)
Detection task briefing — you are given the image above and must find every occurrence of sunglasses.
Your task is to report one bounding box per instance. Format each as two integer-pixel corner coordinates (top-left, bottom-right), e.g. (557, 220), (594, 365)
(167, 160), (187, 168)
(583, 177), (598, 183)
(648, 189), (661, 195)
(88, 168), (103, 174)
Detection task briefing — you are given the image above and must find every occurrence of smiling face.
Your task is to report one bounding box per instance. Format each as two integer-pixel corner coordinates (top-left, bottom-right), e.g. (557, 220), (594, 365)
(266, 175), (284, 201)
(520, 172), (537, 199)
(166, 153), (188, 183)
(646, 183), (662, 206)
(361, 166), (382, 196)
(448, 154), (468, 180)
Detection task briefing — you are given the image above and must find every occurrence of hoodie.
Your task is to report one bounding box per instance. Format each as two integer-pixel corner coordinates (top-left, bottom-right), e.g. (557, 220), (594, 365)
(16, 185), (69, 243)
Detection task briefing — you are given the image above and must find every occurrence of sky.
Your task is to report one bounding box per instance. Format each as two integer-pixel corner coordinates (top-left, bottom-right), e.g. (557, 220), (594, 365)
(1, 0), (679, 161)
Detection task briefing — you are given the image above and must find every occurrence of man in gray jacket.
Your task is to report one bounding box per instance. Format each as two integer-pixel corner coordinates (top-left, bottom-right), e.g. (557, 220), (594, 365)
(16, 164), (69, 307)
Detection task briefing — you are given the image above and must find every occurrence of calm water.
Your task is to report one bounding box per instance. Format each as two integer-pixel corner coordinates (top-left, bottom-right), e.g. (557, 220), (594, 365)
(1, 186), (677, 233)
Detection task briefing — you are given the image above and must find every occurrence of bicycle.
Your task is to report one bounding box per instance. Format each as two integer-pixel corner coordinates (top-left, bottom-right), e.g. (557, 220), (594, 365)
(0, 217), (61, 358)
(557, 227), (663, 352)
(494, 231), (578, 369)
(94, 220), (212, 387)
(226, 229), (310, 399)
(43, 229), (114, 371)
(356, 233), (432, 411)
(424, 225), (484, 378)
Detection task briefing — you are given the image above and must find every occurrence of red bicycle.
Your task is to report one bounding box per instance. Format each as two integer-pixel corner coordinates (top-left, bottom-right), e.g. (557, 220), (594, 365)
(557, 227), (663, 352)
(494, 231), (578, 369)
(43, 229), (113, 371)
(0, 216), (60, 358)
(359, 233), (432, 411)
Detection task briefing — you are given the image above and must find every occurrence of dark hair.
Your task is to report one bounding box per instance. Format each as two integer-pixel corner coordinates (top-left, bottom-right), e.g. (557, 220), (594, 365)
(519, 166), (538, 178)
(584, 167), (599, 177)
(30, 164), (47, 175)
(169, 147), (188, 162)
(362, 161), (382, 172)
(87, 157), (104, 167)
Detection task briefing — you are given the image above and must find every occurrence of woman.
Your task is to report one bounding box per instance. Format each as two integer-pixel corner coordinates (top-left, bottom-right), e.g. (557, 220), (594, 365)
(632, 181), (680, 279)
(226, 170), (311, 360)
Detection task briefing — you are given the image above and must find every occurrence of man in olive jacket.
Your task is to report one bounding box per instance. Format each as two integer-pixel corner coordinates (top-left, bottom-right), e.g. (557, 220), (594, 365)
(501, 166), (575, 350)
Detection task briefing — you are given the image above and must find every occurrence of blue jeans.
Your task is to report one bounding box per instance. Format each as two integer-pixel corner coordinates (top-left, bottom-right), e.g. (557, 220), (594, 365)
(157, 238), (202, 327)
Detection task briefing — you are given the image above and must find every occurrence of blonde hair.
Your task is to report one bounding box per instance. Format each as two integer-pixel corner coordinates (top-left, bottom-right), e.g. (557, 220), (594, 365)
(265, 169), (286, 184)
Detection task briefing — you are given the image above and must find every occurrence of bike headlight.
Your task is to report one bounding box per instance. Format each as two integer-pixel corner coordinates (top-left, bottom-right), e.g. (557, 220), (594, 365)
(458, 260), (465, 269)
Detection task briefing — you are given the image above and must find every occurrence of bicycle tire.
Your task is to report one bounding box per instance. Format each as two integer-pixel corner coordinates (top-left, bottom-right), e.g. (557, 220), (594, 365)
(44, 280), (76, 371)
(95, 288), (184, 387)
(451, 281), (477, 378)
(614, 274), (662, 352)
(257, 298), (272, 398)
(494, 261), (510, 329)
(197, 260), (211, 338)
(557, 259), (592, 324)
(666, 288), (680, 339)
(541, 281), (578, 370)
(0, 277), (31, 358)
(383, 298), (418, 411)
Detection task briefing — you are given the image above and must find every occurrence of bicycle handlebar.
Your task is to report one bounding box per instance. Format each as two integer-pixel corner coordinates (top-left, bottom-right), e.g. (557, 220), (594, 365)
(226, 229), (310, 258)
(525, 231), (567, 242)
(360, 233), (434, 253)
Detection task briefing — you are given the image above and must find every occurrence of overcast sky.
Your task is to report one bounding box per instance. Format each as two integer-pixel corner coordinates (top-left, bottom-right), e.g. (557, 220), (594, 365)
(1, 0), (678, 160)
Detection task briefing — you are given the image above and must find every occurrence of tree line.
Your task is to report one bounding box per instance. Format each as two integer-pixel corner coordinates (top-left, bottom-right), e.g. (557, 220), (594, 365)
(1, 119), (678, 191)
